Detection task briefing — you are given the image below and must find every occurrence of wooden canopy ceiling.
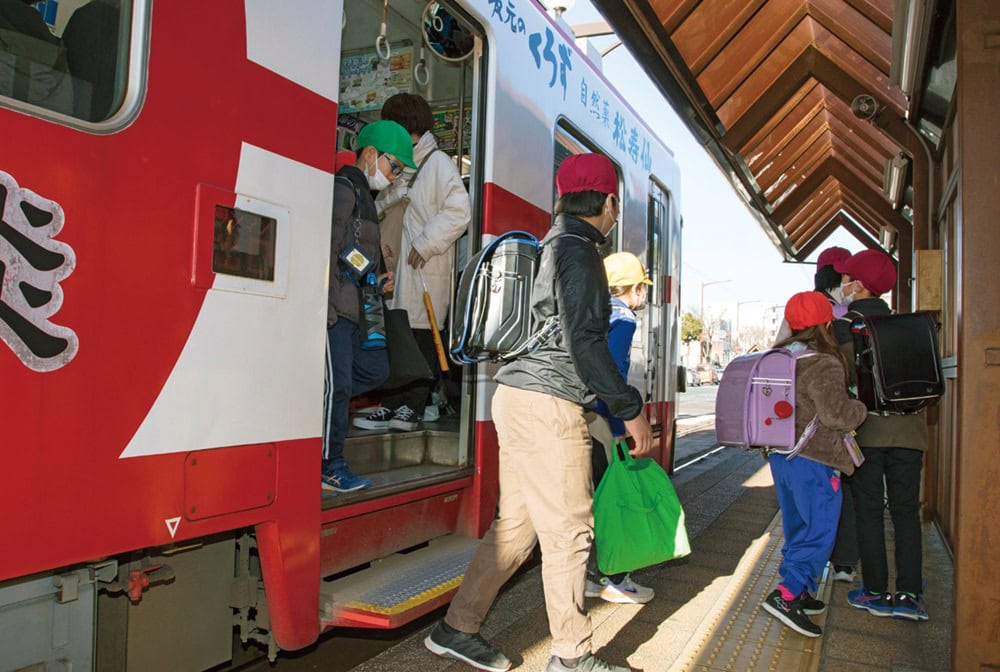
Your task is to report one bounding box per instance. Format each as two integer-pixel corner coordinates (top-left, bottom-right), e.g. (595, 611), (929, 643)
(592, 0), (917, 262)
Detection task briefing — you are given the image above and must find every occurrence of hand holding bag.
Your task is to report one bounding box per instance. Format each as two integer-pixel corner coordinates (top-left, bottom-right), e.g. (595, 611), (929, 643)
(593, 439), (691, 575)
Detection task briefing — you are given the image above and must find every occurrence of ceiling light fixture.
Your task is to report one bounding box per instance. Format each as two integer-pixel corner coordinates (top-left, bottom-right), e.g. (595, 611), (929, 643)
(890, 0), (936, 116)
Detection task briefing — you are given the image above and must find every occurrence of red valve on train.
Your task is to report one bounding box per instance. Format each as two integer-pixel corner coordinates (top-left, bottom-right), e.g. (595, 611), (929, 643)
(773, 401), (793, 419)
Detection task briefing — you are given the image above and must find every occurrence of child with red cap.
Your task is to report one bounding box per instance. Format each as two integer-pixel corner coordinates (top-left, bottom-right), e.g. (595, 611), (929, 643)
(771, 246), (862, 584)
(834, 250), (931, 621)
(760, 291), (867, 638)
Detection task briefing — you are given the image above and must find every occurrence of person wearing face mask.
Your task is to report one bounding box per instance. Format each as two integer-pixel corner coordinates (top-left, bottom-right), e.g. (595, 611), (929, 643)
(424, 154), (651, 672)
(355, 93), (471, 433)
(583, 252), (657, 606)
(322, 120), (415, 493)
(773, 246), (853, 344)
(833, 250), (931, 622)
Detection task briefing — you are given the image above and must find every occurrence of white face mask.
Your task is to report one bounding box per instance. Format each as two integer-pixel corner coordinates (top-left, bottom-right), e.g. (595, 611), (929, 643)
(366, 156), (392, 191)
(827, 284), (845, 304)
(839, 281), (856, 306)
(603, 196), (620, 234)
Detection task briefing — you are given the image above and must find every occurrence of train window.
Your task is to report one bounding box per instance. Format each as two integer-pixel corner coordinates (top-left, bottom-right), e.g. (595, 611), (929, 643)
(553, 120), (620, 256)
(647, 180), (669, 303)
(0, 0), (136, 122)
(212, 206), (277, 282)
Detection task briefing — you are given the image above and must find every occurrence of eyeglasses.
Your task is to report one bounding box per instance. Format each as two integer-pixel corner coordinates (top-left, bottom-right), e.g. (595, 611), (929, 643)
(382, 154), (404, 177)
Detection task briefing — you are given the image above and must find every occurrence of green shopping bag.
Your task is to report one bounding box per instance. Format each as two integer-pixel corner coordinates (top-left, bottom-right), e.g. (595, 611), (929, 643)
(593, 439), (691, 575)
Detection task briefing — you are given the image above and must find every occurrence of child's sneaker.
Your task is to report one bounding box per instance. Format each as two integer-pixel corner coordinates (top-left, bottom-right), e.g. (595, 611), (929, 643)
(353, 406), (393, 430)
(795, 591), (826, 615)
(321, 467), (372, 493)
(893, 592), (929, 621)
(389, 405), (419, 431)
(760, 589), (822, 637)
(831, 565), (856, 582)
(847, 588), (895, 616)
(599, 575), (654, 604)
(584, 576), (605, 598)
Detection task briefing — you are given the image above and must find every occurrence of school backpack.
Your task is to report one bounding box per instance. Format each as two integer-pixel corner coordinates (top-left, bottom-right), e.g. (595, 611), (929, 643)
(715, 349), (816, 451)
(848, 311), (943, 414)
(449, 230), (585, 365)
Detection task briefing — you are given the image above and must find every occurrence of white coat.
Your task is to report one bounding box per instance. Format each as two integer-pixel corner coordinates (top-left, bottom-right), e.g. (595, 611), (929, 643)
(376, 131), (470, 330)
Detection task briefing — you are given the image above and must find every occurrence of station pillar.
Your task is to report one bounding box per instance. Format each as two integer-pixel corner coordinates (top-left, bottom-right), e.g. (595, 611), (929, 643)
(952, 0), (1000, 668)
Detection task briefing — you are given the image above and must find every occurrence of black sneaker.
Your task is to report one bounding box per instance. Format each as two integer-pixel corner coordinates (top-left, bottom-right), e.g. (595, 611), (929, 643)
(831, 565), (856, 582)
(760, 589), (822, 637)
(424, 620), (512, 672)
(389, 405), (419, 431)
(545, 653), (633, 671)
(795, 591), (826, 615)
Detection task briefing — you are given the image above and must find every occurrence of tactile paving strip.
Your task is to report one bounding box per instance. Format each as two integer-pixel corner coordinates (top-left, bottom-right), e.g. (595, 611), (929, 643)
(670, 514), (829, 672)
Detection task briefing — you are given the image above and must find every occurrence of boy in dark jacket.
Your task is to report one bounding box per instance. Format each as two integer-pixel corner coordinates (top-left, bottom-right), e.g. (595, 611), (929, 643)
(834, 249), (931, 621)
(425, 154), (652, 672)
(321, 120), (415, 493)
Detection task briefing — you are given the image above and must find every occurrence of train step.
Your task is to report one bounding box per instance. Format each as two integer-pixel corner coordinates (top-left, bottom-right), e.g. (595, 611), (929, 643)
(319, 534), (479, 629)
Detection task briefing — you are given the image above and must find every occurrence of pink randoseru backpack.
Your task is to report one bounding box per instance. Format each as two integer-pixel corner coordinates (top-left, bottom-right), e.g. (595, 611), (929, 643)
(715, 349), (815, 450)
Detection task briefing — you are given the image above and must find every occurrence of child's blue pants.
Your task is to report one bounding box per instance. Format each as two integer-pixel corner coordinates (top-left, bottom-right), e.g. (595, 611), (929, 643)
(768, 453), (842, 595)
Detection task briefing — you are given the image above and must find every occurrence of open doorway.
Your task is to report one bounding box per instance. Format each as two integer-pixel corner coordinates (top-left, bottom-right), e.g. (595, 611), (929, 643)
(328, 0), (483, 506)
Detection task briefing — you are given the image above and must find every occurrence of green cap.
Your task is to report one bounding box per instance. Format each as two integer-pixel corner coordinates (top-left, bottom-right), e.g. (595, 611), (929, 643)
(356, 120), (416, 168)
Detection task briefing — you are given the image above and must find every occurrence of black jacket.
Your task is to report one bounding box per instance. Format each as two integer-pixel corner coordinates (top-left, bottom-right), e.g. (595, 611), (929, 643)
(495, 214), (643, 421)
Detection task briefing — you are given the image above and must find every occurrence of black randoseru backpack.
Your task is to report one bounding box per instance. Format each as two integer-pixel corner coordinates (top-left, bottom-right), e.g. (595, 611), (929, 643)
(850, 311), (944, 413)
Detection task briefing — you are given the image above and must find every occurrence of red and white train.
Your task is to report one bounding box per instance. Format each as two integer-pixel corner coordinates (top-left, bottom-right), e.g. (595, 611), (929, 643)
(0, 0), (682, 669)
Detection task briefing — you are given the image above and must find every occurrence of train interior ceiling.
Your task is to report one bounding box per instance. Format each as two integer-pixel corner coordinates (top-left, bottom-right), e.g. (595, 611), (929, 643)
(328, 0), (480, 507)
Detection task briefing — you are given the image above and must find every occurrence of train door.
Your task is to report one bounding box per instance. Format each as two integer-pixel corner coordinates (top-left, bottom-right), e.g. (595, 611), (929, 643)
(328, 1), (482, 505)
(646, 179), (679, 466)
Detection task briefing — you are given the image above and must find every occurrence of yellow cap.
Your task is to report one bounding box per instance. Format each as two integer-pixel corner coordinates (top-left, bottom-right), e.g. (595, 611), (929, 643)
(604, 252), (653, 287)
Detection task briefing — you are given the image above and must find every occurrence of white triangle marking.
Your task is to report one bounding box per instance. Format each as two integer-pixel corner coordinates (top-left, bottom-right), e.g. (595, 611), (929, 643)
(165, 517), (181, 538)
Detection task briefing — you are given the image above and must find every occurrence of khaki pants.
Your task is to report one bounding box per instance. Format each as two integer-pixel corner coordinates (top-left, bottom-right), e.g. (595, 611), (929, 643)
(445, 385), (594, 659)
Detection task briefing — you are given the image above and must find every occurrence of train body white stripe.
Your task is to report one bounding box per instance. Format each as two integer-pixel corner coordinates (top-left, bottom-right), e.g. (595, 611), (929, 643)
(244, 0), (343, 103)
(120, 143), (330, 457)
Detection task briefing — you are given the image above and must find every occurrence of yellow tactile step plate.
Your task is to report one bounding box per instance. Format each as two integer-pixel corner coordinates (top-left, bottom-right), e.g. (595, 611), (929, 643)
(669, 513), (830, 672)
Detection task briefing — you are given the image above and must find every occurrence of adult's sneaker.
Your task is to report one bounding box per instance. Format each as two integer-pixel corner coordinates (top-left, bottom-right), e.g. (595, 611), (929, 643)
(893, 592), (929, 621)
(545, 653), (632, 672)
(831, 565), (856, 582)
(760, 589), (822, 637)
(321, 467), (372, 493)
(424, 620), (511, 672)
(600, 575), (654, 604)
(389, 405), (419, 431)
(353, 406), (393, 430)
(847, 588), (895, 616)
(795, 591), (826, 615)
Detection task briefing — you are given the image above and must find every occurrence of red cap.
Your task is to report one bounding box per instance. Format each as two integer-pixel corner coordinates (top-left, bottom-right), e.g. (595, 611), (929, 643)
(836, 249), (896, 295)
(816, 246), (851, 269)
(785, 291), (834, 330)
(556, 153), (618, 197)
(335, 149), (357, 171)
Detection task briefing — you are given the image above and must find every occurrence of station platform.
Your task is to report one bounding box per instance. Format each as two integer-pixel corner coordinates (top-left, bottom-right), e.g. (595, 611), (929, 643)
(348, 429), (954, 672)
